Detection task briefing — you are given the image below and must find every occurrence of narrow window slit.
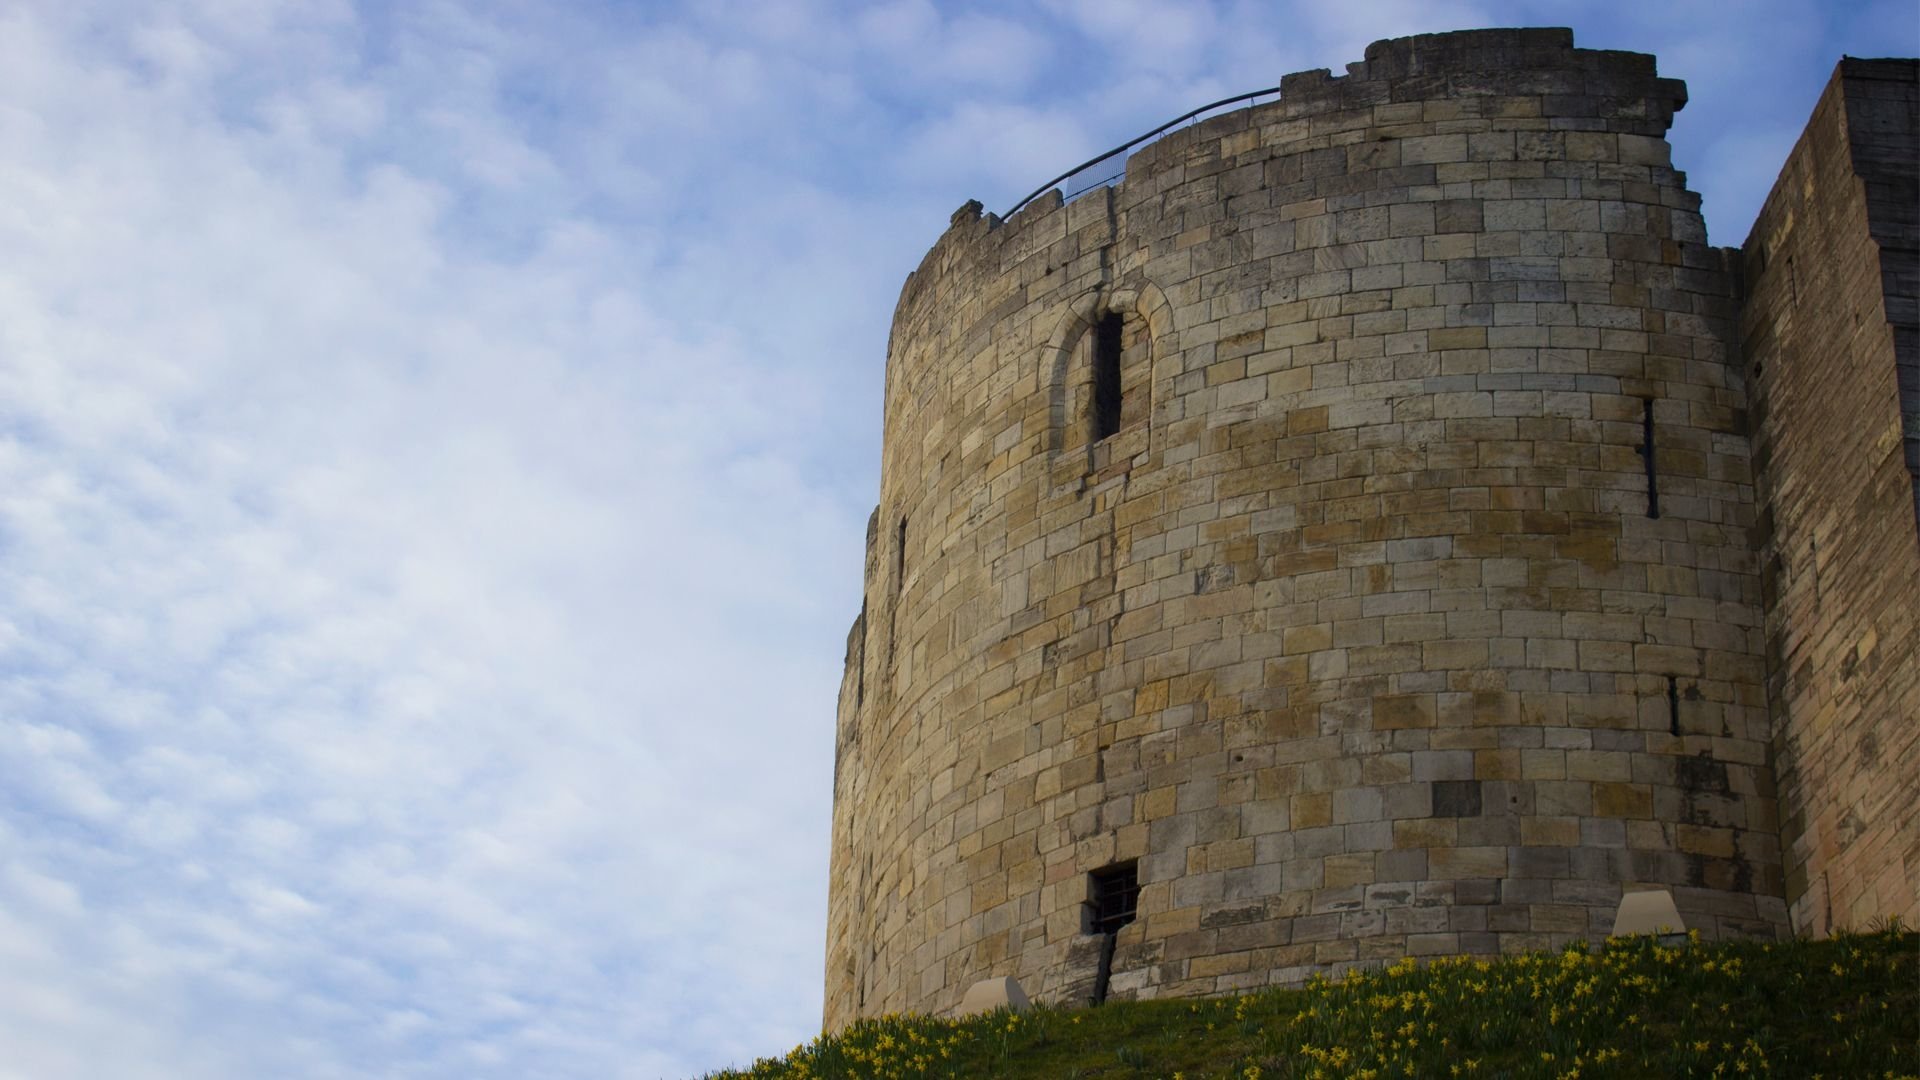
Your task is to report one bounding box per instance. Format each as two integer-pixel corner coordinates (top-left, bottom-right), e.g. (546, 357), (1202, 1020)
(1086, 861), (1139, 1005)
(1637, 399), (1661, 519)
(1092, 312), (1123, 441)
(854, 598), (869, 708)
(889, 518), (908, 672)
(1667, 675), (1680, 736)
(895, 516), (908, 588)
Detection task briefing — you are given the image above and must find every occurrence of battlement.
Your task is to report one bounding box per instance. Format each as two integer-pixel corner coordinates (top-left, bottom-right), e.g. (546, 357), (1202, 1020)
(1283, 28), (1682, 119)
(901, 28), (1693, 361)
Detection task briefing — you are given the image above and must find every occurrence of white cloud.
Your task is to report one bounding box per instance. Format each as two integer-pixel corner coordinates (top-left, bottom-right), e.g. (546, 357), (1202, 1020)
(1044, 0), (1222, 73)
(856, 0), (941, 49)
(902, 99), (1100, 194)
(854, 5), (1052, 90)
(0, 2), (861, 1076)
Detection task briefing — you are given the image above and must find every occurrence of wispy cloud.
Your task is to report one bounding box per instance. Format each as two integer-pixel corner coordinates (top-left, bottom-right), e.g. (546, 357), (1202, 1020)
(0, 2), (1909, 1077)
(1, 3), (859, 1076)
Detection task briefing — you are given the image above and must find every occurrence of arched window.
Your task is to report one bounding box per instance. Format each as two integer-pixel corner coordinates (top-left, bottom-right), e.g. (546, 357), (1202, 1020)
(1046, 292), (1154, 461)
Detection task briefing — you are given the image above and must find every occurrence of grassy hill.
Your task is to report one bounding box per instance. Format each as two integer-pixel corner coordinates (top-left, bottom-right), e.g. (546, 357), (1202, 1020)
(708, 925), (1916, 1079)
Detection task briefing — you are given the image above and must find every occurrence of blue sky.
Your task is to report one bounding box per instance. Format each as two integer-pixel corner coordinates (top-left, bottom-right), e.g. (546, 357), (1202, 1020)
(0, 1), (1911, 1077)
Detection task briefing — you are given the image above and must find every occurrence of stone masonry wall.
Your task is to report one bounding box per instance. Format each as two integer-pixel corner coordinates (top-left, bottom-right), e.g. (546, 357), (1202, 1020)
(824, 28), (1790, 1031)
(1736, 58), (1920, 937)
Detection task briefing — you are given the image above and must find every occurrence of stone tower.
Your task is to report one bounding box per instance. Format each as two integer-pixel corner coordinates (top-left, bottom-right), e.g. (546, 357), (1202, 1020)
(824, 28), (1919, 1030)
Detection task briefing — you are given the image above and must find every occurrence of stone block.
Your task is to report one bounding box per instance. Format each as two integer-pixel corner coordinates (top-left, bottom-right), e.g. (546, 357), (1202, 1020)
(1611, 889), (1685, 937)
(1373, 694), (1437, 729)
(1592, 782), (1652, 819)
(956, 976), (1031, 1017)
(1433, 779), (1484, 817)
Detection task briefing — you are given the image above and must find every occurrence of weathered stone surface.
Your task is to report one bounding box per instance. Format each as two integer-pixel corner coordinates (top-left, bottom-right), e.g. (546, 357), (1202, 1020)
(1737, 57), (1920, 939)
(823, 30), (1917, 1032)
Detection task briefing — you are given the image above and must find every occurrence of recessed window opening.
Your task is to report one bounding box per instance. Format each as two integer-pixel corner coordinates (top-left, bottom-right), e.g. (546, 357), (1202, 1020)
(1091, 312), (1124, 441)
(1086, 860), (1139, 1005)
(1667, 675), (1680, 736)
(888, 517), (908, 672)
(1088, 861), (1139, 934)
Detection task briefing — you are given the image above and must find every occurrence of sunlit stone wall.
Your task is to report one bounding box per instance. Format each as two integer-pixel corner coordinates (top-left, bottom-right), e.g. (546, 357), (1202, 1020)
(1737, 58), (1920, 939)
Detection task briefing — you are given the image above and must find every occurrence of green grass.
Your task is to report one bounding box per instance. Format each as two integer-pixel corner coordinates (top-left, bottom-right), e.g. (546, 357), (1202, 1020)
(708, 925), (1917, 1079)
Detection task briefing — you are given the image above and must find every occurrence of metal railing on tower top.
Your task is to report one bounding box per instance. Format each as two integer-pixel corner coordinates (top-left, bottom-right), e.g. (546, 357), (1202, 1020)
(1001, 85), (1283, 220)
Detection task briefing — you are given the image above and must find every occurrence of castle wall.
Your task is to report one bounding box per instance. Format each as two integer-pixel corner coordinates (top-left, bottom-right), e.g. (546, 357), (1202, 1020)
(1737, 58), (1920, 937)
(825, 28), (1791, 1031)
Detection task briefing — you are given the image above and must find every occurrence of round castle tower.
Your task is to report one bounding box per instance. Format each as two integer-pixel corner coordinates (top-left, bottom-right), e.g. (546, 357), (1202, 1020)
(826, 27), (1788, 1030)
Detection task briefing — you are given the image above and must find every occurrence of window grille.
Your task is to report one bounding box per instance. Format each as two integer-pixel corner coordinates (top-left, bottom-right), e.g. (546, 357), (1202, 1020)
(1088, 861), (1139, 935)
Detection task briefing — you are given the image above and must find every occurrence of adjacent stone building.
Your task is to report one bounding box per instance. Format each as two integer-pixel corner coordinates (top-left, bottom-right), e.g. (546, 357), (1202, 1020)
(824, 28), (1920, 1030)
(1738, 57), (1919, 937)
